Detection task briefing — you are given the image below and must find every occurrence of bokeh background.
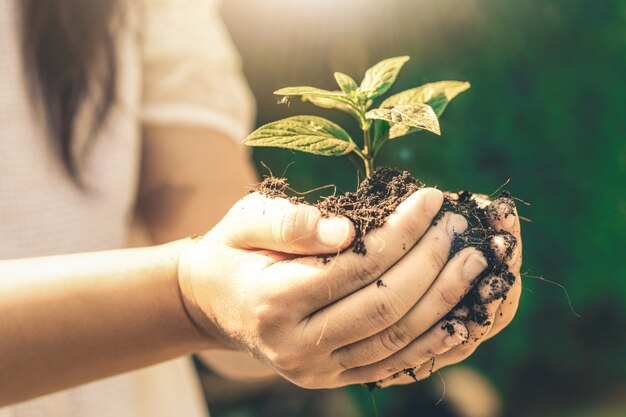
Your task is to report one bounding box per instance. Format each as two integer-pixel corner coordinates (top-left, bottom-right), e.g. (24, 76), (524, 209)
(201, 0), (626, 416)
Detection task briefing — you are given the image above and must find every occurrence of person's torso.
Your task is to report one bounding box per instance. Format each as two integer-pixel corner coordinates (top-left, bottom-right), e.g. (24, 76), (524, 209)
(0, 0), (141, 260)
(0, 2), (208, 416)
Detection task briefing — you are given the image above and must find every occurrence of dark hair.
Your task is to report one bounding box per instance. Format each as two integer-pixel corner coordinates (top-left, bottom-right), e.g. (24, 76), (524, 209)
(20, 0), (123, 178)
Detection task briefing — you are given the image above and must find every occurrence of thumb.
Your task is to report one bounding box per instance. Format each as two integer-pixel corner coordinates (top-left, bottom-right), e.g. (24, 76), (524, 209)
(222, 192), (355, 255)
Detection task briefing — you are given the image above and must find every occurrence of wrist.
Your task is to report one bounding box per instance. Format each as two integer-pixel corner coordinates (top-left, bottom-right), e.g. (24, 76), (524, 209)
(150, 238), (216, 351)
(174, 236), (234, 350)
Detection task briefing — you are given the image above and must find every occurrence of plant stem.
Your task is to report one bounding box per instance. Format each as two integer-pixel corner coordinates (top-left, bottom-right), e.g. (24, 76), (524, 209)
(363, 156), (374, 179)
(362, 126), (374, 178)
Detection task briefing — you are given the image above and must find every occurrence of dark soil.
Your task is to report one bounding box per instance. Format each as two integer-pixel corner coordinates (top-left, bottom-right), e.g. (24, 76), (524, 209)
(256, 166), (518, 383)
(316, 167), (424, 255)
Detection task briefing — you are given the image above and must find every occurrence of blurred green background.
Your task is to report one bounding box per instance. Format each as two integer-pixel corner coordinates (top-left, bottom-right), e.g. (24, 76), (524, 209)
(203, 0), (626, 416)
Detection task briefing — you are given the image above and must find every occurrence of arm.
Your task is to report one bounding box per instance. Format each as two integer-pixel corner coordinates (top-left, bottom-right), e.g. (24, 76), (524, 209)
(0, 185), (491, 403)
(0, 191), (351, 404)
(0, 240), (209, 406)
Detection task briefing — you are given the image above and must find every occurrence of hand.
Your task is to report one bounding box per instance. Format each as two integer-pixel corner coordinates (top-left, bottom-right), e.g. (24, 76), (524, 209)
(377, 194), (523, 387)
(177, 188), (487, 389)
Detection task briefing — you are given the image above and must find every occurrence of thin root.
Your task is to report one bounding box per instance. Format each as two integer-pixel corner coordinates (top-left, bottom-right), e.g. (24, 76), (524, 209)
(521, 272), (581, 318)
(435, 370), (447, 406)
(315, 314), (329, 346)
(489, 178), (511, 198)
(287, 183), (337, 196)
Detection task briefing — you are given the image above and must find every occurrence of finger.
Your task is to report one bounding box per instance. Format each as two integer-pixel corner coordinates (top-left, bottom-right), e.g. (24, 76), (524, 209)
(332, 247), (485, 368)
(407, 280), (517, 384)
(388, 331), (484, 386)
(378, 372), (418, 387)
(340, 319), (468, 385)
(488, 197), (522, 272)
(224, 193), (355, 255)
(451, 233), (514, 340)
(305, 211), (468, 349)
(372, 324), (473, 388)
(464, 295), (502, 343)
(489, 196), (520, 235)
(482, 272), (522, 342)
(377, 354), (445, 387)
(263, 187), (444, 316)
(378, 202), (524, 387)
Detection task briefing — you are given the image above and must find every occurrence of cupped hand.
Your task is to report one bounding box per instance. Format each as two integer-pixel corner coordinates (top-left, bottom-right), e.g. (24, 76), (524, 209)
(176, 188), (485, 389)
(377, 194), (523, 387)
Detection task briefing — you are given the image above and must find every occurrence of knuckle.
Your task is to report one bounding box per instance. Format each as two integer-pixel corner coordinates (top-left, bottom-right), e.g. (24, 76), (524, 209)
(274, 203), (301, 247)
(362, 366), (394, 384)
(378, 321), (414, 353)
(283, 205), (321, 249)
(366, 293), (402, 330)
(381, 352), (424, 376)
(268, 349), (301, 372)
(336, 357), (350, 372)
(410, 345), (436, 369)
(252, 301), (283, 335)
(352, 255), (384, 287)
(427, 245), (447, 271)
(399, 218), (422, 241)
(435, 286), (461, 309)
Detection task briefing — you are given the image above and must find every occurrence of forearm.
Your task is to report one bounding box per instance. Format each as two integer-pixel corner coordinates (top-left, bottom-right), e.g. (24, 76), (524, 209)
(197, 350), (277, 381)
(0, 240), (212, 406)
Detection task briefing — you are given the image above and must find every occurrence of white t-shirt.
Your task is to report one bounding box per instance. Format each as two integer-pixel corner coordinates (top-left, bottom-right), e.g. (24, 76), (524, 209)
(0, 0), (255, 415)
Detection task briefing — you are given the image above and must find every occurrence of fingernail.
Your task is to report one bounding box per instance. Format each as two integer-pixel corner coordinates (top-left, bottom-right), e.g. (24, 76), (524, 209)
(449, 306), (470, 321)
(501, 212), (516, 230)
(495, 200), (516, 230)
(444, 333), (465, 347)
(423, 188), (444, 218)
(463, 253), (488, 282)
(477, 276), (511, 303)
(318, 217), (353, 247)
(491, 234), (516, 260)
(446, 214), (468, 238)
(442, 320), (469, 346)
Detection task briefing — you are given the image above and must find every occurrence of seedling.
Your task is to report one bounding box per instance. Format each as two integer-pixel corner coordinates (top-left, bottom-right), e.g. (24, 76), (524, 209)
(243, 56), (470, 178)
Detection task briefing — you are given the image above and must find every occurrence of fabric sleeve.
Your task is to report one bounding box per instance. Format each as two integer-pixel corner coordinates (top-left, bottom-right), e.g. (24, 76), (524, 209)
(140, 0), (255, 142)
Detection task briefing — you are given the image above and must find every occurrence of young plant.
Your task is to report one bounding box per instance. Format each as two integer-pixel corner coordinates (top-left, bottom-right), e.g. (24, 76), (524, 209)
(243, 56), (470, 178)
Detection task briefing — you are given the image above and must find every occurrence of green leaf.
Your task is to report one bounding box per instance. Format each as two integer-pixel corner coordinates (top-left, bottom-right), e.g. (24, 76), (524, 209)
(381, 80), (470, 116)
(334, 72), (359, 95)
(274, 86), (355, 106)
(372, 119), (390, 155)
(365, 103), (440, 137)
(360, 56), (410, 100)
(242, 115), (355, 156)
(275, 86), (362, 121)
(301, 95), (354, 114)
